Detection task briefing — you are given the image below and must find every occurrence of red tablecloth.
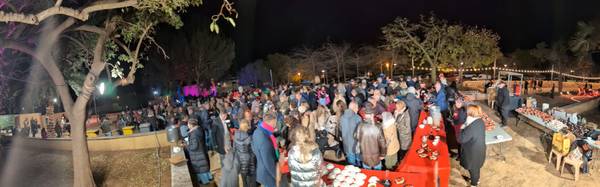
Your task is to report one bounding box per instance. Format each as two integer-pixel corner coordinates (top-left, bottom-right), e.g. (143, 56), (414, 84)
(322, 162), (425, 187)
(396, 111), (451, 187)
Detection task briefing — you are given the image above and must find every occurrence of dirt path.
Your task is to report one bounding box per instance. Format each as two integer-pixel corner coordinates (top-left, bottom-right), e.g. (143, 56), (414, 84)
(449, 108), (599, 187)
(0, 142), (171, 187)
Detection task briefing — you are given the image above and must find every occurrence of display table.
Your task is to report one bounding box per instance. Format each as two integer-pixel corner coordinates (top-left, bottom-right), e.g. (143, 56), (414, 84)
(515, 112), (557, 134)
(485, 124), (513, 161)
(396, 111), (450, 187)
(322, 163), (426, 187)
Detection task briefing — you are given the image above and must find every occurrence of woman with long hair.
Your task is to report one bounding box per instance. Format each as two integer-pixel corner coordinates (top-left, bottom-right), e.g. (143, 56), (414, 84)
(287, 127), (324, 187)
(459, 105), (487, 187)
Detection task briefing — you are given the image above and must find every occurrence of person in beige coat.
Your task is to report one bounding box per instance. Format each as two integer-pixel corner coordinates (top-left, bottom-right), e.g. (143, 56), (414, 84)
(381, 112), (400, 169)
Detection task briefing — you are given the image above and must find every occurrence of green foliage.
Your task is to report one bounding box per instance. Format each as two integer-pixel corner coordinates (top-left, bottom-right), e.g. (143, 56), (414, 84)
(382, 14), (501, 81)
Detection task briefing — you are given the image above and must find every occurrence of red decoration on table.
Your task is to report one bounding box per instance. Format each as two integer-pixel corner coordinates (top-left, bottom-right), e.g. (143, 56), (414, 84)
(396, 111), (450, 187)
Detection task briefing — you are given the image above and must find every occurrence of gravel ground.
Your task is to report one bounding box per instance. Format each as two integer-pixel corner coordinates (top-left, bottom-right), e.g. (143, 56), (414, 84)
(0, 142), (171, 187)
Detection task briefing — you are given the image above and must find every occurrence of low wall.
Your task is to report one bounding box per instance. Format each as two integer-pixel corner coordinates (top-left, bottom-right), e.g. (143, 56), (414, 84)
(18, 130), (169, 152)
(563, 97), (600, 114)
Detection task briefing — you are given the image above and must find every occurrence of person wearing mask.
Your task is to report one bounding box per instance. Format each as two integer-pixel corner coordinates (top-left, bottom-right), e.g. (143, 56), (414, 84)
(186, 119), (212, 185)
(356, 107), (386, 170)
(495, 81), (511, 127)
(234, 119), (257, 187)
(339, 101), (362, 166)
(288, 126), (324, 187)
(459, 105), (487, 187)
(394, 101), (412, 161)
(403, 87), (423, 132)
(251, 113), (279, 187)
(381, 112), (400, 170)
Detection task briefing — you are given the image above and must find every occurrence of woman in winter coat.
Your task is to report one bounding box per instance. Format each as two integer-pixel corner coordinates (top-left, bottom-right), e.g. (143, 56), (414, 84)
(381, 112), (400, 169)
(186, 119), (212, 185)
(459, 105), (487, 187)
(234, 119), (257, 187)
(288, 126), (324, 187)
(394, 101), (412, 161)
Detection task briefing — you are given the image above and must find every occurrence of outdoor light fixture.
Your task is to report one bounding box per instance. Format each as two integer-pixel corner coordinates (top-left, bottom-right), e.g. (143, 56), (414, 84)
(321, 70), (325, 73)
(297, 72), (301, 76)
(53, 98), (58, 103)
(153, 90), (159, 96)
(504, 64), (508, 68)
(97, 82), (105, 95)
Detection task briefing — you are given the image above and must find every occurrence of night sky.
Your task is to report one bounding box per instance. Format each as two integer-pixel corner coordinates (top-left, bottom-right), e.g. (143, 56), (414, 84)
(173, 0), (600, 65)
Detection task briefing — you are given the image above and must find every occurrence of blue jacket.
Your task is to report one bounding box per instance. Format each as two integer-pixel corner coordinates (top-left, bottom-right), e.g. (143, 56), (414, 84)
(339, 109), (362, 154)
(251, 127), (277, 187)
(435, 89), (448, 112)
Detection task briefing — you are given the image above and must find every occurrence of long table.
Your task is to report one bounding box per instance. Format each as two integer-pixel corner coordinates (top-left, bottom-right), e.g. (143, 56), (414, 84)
(515, 112), (557, 134)
(396, 111), (450, 187)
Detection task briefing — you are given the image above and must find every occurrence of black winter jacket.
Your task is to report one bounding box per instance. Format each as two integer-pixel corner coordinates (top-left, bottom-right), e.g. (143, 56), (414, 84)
(187, 128), (210, 173)
(233, 130), (256, 175)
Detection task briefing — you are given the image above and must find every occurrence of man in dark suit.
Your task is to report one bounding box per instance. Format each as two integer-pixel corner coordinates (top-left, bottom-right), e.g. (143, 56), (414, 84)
(213, 111), (231, 162)
(251, 113), (279, 187)
(495, 81), (511, 127)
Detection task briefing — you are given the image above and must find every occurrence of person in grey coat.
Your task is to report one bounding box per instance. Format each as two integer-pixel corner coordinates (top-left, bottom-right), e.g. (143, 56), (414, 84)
(394, 100), (412, 160)
(403, 87), (423, 132)
(339, 102), (362, 166)
(459, 105), (487, 187)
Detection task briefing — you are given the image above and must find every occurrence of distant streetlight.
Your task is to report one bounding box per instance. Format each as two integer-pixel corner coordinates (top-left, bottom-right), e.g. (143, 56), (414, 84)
(153, 90), (159, 96)
(97, 82), (105, 95)
(504, 64), (508, 68)
(297, 72), (301, 76)
(53, 98), (58, 103)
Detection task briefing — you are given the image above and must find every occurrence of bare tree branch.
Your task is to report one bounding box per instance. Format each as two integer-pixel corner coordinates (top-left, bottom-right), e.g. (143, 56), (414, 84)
(71, 25), (107, 35)
(0, 0), (137, 25)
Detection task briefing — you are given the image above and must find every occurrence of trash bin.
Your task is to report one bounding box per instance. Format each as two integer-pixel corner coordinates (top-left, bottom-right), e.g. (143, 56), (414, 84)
(86, 129), (98, 138)
(139, 123), (150, 133)
(122, 126), (134, 136)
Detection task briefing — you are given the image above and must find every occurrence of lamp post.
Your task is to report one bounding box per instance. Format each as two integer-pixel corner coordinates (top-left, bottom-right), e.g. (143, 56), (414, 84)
(297, 72), (302, 83)
(321, 70), (326, 83)
(392, 63), (397, 78)
(385, 62), (390, 77)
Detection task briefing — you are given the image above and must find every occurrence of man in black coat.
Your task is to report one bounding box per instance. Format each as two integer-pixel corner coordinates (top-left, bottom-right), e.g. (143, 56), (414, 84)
(186, 119), (213, 184)
(403, 87), (424, 133)
(495, 82), (511, 127)
(213, 111), (231, 160)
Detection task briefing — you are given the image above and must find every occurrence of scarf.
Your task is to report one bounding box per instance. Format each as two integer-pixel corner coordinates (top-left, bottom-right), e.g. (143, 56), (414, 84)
(462, 116), (480, 129)
(260, 122), (280, 159)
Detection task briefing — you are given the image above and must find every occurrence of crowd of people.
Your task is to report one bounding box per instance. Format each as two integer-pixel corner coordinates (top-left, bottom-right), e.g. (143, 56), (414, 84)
(154, 73), (490, 187)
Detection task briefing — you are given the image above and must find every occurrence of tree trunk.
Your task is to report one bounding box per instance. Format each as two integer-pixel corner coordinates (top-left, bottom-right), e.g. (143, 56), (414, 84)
(430, 63), (437, 84)
(71, 99), (95, 187)
(342, 60), (346, 81)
